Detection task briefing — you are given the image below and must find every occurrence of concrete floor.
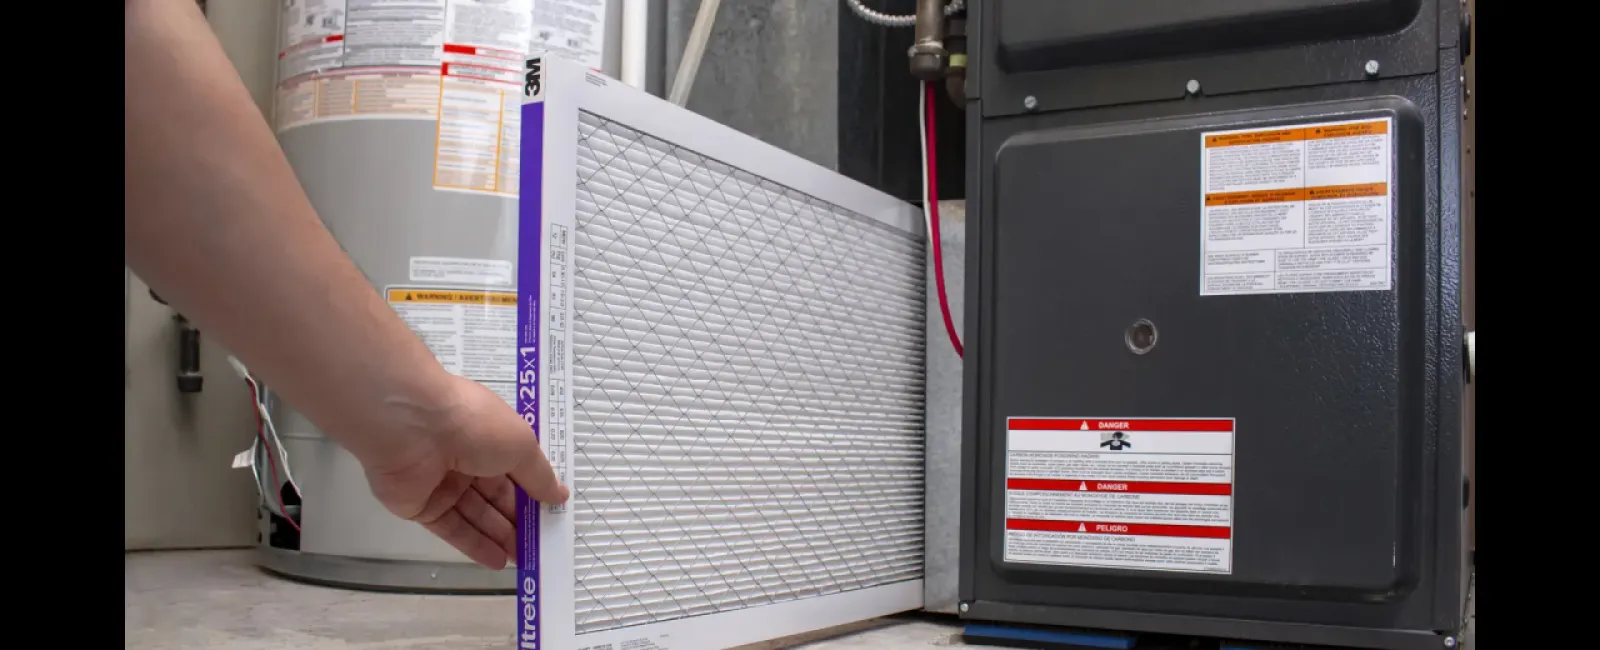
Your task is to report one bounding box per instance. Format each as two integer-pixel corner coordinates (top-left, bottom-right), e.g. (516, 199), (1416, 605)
(126, 550), (1473, 649)
(125, 550), (964, 650)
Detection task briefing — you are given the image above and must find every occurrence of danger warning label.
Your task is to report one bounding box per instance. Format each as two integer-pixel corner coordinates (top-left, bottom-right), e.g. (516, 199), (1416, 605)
(1003, 417), (1236, 574)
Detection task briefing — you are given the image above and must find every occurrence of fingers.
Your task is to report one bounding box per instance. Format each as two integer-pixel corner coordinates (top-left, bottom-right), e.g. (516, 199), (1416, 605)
(456, 483), (517, 560)
(454, 395), (571, 506)
(421, 508), (509, 570)
(411, 471), (474, 526)
(417, 476), (520, 570)
(475, 476), (518, 522)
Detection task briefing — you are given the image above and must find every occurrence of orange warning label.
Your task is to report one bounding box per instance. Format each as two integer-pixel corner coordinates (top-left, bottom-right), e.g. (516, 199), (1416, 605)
(1200, 116), (1395, 297)
(1207, 182), (1390, 206)
(386, 288), (517, 306)
(1204, 128), (1304, 148)
(1204, 188), (1307, 207)
(1202, 119), (1388, 148)
(1306, 182), (1388, 201)
(1305, 120), (1388, 140)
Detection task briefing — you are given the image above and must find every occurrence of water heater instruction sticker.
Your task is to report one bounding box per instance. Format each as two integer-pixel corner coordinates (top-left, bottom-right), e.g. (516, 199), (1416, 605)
(409, 256), (515, 286)
(275, 0), (445, 131)
(432, 0), (533, 197)
(1199, 118), (1394, 296)
(273, 0), (536, 200)
(1003, 417), (1235, 574)
(386, 286), (517, 408)
(530, 0), (610, 70)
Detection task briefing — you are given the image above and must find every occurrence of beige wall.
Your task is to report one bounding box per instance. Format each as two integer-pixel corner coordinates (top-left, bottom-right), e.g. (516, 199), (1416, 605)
(124, 0), (281, 551)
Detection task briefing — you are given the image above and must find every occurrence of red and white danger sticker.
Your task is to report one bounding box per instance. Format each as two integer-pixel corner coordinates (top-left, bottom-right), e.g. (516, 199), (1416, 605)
(1003, 417), (1236, 574)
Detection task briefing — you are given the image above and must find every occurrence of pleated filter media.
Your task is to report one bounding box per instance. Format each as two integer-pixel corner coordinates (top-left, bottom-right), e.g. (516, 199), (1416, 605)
(515, 57), (929, 650)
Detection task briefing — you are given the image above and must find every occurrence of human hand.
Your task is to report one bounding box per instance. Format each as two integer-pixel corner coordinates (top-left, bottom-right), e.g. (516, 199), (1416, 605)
(359, 374), (569, 569)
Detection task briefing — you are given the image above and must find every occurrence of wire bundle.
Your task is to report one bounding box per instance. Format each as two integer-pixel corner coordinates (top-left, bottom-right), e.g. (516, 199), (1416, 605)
(919, 80), (964, 358)
(228, 357), (301, 531)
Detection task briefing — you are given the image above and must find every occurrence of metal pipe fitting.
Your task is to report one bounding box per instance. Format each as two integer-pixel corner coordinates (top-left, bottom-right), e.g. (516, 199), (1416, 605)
(908, 0), (948, 81)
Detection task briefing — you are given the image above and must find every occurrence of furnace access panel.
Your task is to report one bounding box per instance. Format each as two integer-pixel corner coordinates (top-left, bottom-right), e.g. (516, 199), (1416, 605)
(965, 99), (1463, 648)
(960, 1), (1468, 648)
(974, 96), (1427, 591)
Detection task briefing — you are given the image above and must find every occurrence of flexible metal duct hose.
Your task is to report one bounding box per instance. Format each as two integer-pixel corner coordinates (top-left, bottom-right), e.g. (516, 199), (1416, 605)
(846, 0), (964, 28)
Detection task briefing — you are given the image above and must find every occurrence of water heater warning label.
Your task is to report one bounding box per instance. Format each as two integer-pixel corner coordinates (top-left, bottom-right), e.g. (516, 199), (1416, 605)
(387, 286), (518, 408)
(1003, 417), (1235, 574)
(1199, 118), (1394, 296)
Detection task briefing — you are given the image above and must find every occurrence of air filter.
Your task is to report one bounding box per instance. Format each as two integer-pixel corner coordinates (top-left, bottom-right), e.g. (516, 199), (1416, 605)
(514, 56), (929, 650)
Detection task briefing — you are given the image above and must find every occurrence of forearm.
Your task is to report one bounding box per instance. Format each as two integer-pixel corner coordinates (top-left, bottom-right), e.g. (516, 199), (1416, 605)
(124, 0), (453, 463)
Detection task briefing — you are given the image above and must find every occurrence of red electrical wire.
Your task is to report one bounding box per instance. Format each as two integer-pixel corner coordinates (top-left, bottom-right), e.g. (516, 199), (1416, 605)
(925, 82), (964, 358)
(245, 380), (300, 532)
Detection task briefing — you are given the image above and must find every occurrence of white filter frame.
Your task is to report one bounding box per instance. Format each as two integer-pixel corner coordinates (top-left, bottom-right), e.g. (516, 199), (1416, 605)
(515, 56), (927, 650)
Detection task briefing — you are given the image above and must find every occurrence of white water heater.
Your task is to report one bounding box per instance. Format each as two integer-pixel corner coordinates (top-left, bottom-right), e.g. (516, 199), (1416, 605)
(260, 0), (618, 592)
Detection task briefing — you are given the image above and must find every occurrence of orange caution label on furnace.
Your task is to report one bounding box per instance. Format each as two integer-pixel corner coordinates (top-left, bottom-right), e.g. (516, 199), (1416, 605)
(1199, 118), (1395, 297)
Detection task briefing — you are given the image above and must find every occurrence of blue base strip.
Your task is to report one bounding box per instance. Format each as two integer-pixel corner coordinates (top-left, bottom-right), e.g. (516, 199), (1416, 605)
(964, 624), (1136, 649)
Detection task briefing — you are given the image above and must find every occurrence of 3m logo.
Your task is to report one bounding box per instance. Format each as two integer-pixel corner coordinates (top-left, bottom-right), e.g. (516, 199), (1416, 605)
(524, 57), (545, 99)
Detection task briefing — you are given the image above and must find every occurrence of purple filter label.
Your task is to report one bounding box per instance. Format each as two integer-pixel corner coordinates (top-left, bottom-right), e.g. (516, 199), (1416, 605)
(515, 56), (547, 650)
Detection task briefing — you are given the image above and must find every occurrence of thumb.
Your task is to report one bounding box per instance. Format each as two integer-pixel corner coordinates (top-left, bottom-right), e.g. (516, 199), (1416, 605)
(507, 429), (569, 506)
(511, 450), (570, 506)
(453, 394), (570, 506)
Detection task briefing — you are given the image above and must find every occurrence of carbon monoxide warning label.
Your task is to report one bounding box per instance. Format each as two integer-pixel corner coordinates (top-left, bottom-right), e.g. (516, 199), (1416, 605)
(1002, 417), (1236, 574)
(1199, 118), (1394, 296)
